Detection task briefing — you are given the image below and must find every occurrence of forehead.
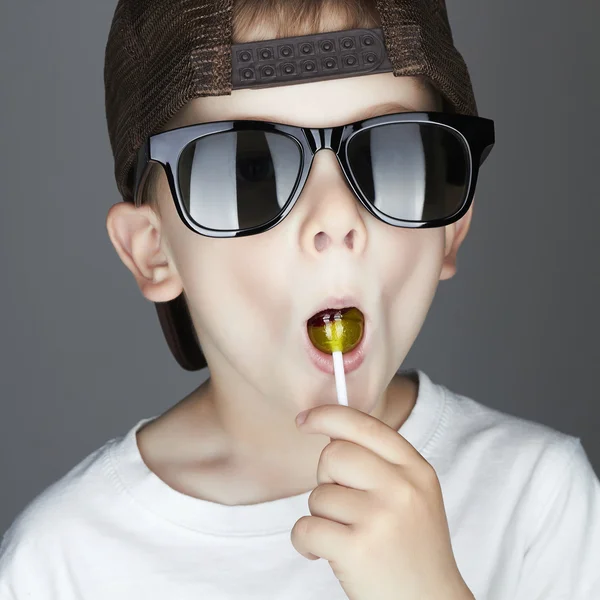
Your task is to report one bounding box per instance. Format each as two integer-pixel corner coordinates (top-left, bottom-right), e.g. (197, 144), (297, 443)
(166, 73), (440, 131)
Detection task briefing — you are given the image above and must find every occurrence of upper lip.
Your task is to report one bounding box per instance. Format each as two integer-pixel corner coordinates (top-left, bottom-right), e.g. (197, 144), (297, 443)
(305, 295), (366, 324)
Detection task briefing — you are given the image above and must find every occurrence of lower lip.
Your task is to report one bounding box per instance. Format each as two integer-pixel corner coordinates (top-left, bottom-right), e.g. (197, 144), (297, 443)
(302, 315), (370, 375)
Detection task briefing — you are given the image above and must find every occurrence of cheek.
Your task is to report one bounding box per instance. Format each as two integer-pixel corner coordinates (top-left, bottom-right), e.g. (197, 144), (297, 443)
(171, 231), (292, 362)
(376, 226), (445, 289)
(376, 227), (446, 350)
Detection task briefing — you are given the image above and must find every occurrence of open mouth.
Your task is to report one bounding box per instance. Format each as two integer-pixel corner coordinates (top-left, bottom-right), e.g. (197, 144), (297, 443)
(303, 305), (368, 375)
(307, 307), (364, 353)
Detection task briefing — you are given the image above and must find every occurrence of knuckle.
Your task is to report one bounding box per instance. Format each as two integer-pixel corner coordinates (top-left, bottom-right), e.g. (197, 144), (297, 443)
(292, 515), (311, 537)
(362, 417), (380, 437)
(420, 461), (440, 487)
(321, 439), (344, 463)
(307, 485), (325, 511)
(392, 474), (419, 505)
(348, 528), (372, 563)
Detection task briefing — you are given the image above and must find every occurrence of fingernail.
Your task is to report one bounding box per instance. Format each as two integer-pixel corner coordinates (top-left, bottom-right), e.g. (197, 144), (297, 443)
(296, 409), (310, 427)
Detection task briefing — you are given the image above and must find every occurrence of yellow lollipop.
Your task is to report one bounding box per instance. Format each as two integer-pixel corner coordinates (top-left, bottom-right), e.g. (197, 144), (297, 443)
(307, 307), (364, 406)
(307, 307), (364, 354)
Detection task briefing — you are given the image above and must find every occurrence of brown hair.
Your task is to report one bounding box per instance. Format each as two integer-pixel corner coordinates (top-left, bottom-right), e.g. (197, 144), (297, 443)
(141, 0), (445, 212)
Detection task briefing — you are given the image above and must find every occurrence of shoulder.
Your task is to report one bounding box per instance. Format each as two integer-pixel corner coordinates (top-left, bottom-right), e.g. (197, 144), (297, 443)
(429, 377), (590, 506)
(438, 379), (580, 458)
(438, 384), (600, 597)
(0, 434), (121, 582)
(430, 377), (600, 534)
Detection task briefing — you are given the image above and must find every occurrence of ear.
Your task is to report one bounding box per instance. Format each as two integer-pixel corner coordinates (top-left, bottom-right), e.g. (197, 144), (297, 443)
(105, 202), (183, 302)
(439, 202), (474, 281)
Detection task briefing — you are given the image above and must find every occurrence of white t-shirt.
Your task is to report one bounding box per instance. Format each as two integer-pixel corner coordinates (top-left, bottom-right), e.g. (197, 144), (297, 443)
(1, 369), (599, 599)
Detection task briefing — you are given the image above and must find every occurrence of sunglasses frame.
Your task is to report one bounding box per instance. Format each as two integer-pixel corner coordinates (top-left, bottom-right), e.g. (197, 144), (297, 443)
(133, 111), (495, 238)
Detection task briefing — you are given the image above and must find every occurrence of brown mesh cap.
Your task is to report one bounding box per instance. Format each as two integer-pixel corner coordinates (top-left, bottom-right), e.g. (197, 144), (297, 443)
(104, 0), (479, 371)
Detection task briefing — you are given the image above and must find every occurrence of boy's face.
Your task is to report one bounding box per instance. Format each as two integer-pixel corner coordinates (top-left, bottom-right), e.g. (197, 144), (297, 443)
(107, 71), (472, 425)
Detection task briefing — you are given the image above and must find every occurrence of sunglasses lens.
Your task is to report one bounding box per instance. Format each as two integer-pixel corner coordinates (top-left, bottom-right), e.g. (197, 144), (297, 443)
(176, 121), (471, 233)
(178, 129), (303, 231)
(347, 122), (470, 222)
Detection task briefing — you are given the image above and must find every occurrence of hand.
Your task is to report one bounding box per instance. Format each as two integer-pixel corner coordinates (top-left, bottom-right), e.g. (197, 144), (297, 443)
(290, 404), (474, 600)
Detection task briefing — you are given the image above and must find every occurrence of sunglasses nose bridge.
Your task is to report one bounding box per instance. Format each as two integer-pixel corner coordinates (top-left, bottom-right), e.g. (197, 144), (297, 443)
(304, 127), (349, 187)
(304, 126), (350, 181)
(306, 126), (345, 155)
(300, 128), (364, 214)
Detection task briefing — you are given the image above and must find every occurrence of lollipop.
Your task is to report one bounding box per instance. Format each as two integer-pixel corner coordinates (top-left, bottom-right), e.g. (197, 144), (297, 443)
(307, 307), (364, 405)
(307, 307), (364, 354)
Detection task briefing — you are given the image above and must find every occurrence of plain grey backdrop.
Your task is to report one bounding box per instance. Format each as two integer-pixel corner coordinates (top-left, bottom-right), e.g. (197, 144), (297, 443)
(1, 0), (599, 536)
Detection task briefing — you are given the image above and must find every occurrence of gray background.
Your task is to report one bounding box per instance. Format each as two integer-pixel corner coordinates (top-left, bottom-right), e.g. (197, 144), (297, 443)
(1, 0), (599, 536)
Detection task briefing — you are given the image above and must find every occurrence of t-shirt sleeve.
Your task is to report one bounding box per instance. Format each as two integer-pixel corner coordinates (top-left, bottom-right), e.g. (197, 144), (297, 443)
(514, 437), (600, 600)
(0, 512), (55, 599)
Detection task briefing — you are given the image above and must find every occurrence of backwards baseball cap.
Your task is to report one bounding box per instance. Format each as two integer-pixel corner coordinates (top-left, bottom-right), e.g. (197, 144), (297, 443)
(104, 0), (479, 372)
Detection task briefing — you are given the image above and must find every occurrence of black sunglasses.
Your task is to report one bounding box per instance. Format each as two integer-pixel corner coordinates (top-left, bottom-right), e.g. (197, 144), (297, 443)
(133, 111), (495, 238)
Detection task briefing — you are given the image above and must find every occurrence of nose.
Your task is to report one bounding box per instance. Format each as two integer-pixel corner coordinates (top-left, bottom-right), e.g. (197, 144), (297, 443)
(298, 147), (368, 254)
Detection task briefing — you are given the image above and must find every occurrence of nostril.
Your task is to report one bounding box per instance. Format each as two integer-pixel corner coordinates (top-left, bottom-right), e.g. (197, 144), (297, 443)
(314, 231), (328, 251)
(345, 229), (355, 249)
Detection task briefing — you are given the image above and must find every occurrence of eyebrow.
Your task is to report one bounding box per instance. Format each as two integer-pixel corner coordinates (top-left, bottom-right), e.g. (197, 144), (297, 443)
(356, 102), (412, 120)
(231, 101), (412, 126)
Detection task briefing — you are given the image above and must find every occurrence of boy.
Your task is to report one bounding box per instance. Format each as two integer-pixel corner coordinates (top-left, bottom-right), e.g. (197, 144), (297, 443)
(1, 0), (599, 598)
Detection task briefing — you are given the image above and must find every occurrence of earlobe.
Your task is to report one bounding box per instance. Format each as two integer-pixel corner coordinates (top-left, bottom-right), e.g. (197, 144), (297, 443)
(439, 203), (474, 281)
(105, 202), (183, 302)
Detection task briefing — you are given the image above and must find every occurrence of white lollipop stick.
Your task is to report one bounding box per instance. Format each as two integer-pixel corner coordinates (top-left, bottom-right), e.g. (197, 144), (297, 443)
(332, 350), (348, 406)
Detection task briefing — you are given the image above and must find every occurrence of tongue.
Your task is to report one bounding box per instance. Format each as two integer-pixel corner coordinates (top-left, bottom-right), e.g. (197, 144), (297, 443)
(307, 307), (364, 354)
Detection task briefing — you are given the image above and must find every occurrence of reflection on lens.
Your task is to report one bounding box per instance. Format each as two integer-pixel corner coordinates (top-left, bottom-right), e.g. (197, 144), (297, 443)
(347, 122), (469, 222)
(178, 129), (302, 231)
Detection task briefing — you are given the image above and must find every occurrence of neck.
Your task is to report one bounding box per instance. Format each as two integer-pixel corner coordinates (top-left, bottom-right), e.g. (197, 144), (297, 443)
(195, 371), (417, 468)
